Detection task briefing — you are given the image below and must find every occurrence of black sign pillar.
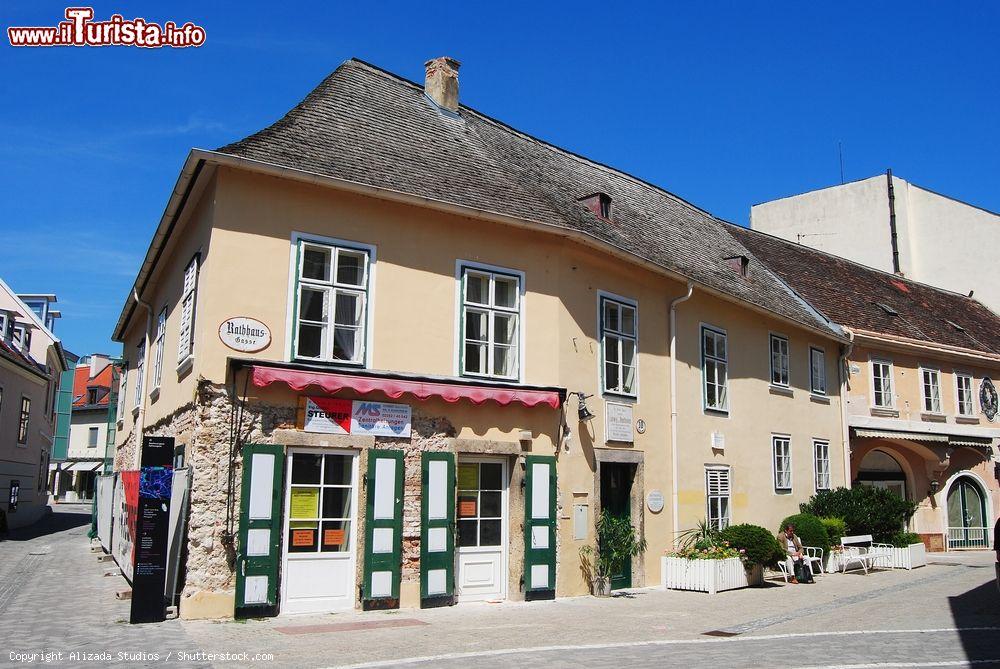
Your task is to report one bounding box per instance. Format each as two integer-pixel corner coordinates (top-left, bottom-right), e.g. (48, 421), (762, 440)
(130, 436), (174, 624)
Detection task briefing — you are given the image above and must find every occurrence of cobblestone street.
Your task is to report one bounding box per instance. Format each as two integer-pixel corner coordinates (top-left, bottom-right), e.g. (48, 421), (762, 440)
(1, 505), (998, 668)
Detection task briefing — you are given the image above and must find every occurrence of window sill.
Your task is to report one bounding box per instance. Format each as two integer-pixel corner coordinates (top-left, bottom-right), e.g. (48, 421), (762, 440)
(769, 385), (793, 397)
(955, 415), (979, 424)
(870, 406), (899, 418)
(809, 393), (831, 404)
(602, 391), (638, 404)
(704, 407), (729, 418)
(920, 412), (947, 423)
(774, 488), (792, 495)
(131, 406), (140, 419)
(176, 356), (194, 377)
(149, 387), (160, 403)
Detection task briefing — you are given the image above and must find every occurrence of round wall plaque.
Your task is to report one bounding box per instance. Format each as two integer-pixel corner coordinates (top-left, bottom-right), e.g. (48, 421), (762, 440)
(981, 377), (998, 422)
(636, 418), (646, 434)
(647, 489), (664, 513)
(219, 317), (271, 353)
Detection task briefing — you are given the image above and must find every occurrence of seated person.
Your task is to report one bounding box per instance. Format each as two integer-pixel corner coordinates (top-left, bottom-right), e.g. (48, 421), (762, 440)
(778, 523), (813, 584)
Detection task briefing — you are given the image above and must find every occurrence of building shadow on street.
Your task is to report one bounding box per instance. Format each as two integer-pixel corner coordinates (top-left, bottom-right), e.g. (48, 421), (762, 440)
(1, 506), (91, 542)
(947, 569), (1000, 665)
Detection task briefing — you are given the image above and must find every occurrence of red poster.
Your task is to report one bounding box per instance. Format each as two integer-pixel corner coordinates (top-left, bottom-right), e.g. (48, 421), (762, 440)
(459, 500), (477, 517)
(323, 529), (345, 546)
(121, 470), (140, 567)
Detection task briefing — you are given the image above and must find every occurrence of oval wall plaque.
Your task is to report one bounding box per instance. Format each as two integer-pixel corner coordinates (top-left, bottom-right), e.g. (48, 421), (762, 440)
(219, 317), (271, 353)
(647, 489), (664, 513)
(981, 377), (998, 422)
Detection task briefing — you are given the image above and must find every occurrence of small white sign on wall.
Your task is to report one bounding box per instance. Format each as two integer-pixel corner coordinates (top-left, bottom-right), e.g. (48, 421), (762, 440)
(219, 317), (271, 353)
(605, 402), (634, 443)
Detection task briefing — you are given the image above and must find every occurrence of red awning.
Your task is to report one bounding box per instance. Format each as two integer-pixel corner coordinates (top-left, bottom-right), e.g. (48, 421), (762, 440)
(249, 365), (563, 409)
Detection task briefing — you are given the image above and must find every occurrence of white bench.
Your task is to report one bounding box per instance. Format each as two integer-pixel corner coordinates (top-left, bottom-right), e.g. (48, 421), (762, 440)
(840, 534), (892, 574)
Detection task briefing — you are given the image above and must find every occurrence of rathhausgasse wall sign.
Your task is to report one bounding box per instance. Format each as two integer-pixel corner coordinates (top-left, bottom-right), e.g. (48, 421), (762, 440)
(218, 317), (271, 353)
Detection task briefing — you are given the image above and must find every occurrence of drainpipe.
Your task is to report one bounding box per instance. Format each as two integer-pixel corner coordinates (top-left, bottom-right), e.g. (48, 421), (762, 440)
(838, 327), (855, 489)
(669, 282), (694, 546)
(132, 288), (154, 469)
(887, 169), (901, 275)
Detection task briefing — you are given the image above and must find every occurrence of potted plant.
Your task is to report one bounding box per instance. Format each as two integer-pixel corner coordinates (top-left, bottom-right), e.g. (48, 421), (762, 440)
(886, 532), (927, 570)
(580, 511), (647, 597)
(662, 521), (782, 594)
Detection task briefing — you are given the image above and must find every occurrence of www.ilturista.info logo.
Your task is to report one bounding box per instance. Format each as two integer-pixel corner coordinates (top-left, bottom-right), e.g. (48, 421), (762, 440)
(8, 7), (206, 48)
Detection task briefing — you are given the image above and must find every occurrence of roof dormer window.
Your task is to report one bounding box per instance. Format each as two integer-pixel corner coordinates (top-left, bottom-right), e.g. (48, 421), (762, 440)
(578, 192), (613, 220)
(724, 255), (750, 278)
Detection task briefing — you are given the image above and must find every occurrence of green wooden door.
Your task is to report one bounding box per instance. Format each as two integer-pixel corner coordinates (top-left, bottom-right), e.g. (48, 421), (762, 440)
(600, 462), (633, 590)
(524, 455), (557, 597)
(363, 450), (404, 606)
(420, 452), (455, 602)
(235, 443), (285, 617)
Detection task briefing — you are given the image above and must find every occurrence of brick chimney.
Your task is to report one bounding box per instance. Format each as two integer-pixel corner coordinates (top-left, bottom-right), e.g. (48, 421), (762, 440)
(424, 57), (461, 112)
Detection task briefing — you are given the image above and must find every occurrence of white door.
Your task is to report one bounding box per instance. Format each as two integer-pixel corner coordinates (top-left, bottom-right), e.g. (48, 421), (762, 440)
(281, 449), (359, 614)
(456, 458), (508, 602)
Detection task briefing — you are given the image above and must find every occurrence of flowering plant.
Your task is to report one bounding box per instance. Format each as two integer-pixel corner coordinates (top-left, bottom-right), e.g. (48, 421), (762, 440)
(668, 541), (741, 560)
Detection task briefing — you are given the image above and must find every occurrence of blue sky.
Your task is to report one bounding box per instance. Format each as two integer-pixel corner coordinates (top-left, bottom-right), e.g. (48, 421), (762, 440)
(2, 2), (998, 358)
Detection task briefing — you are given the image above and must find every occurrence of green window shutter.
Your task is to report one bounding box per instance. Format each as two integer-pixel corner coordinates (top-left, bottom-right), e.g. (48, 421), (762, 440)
(235, 443), (285, 617)
(52, 369), (75, 461)
(363, 449), (404, 605)
(419, 452), (455, 602)
(524, 455), (557, 595)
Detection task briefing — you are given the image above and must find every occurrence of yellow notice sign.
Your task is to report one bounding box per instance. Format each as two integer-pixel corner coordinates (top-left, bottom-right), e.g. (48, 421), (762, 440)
(457, 464), (478, 491)
(290, 488), (319, 519)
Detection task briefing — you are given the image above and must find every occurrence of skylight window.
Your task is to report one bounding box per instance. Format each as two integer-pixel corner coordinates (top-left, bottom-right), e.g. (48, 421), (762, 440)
(876, 303), (898, 316)
(945, 319), (965, 332)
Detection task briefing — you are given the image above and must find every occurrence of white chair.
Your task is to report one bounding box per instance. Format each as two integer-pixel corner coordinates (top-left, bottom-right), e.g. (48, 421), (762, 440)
(803, 546), (824, 579)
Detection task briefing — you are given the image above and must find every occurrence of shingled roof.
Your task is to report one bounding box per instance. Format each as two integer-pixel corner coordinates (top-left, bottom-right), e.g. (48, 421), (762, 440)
(729, 224), (1000, 356)
(214, 58), (841, 340)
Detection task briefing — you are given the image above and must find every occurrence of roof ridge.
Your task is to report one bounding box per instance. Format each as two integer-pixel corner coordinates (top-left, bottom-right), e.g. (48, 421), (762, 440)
(728, 222), (983, 304)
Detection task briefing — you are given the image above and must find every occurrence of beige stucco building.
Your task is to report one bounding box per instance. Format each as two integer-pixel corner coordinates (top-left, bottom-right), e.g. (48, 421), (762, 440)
(111, 58), (849, 620)
(750, 172), (1000, 315)
(733, 226), (1000, 553)
(0, 280), (68, 530)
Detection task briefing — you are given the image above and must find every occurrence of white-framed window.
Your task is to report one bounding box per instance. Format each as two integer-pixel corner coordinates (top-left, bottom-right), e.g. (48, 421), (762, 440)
(769, 334), (789, 387)
(152, 307), (166, 391)
(88, 426), (99, 448)
(702, 326), (729, 413)
(116, 366), (127, 421)
(706, 466), (731, 531)
(921, 367), (942, 414)
(18, 396), (30, 444)
(600, 295), (637, 397)
(809, 346), (827, 395)
(871, 359), (894, 408)
(176, 253), (200, 367)
(460, 266), (520, 379)
(294, 240), (370, 364)
(772, 435), (791, 492)
(133, 342), (145, 410)
(956, 373), (975, 417)
(813, 440), (831, 491)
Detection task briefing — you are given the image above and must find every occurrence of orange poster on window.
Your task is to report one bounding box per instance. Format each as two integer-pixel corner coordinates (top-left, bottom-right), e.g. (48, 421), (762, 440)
(323, 529), (346, 546)
(459, 499), (477, 517)
(292, 529), (314, 547)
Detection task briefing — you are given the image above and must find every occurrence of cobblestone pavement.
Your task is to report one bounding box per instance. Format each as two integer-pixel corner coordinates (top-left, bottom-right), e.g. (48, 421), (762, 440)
(1, 506), (998, 668)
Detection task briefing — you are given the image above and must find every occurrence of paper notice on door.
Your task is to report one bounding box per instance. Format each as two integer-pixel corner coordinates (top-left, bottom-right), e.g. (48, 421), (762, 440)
(290, 488), (319, 519)
(291, 529), (315, 547)
(457, 464), (478, 490)
(323, 529), (346, 546)
(459, 499), (477, 517)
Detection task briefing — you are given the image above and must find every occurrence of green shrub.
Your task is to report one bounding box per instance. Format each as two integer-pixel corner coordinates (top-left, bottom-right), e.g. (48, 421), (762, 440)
(890, 532), (923, 548)
(820, 517), (847, 546)
(719, 523), (785, 568)
(800, 487), (917, 543)
(778, 513), (829, 555)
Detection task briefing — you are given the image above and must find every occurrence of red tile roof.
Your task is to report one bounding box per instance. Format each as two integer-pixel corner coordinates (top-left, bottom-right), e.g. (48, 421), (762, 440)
(72, 363), (112, 407)
(728, 224), (1000, 356)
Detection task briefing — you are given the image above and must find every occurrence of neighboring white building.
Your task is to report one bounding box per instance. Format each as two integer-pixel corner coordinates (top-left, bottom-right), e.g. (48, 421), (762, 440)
(750, 172), (1000, 315)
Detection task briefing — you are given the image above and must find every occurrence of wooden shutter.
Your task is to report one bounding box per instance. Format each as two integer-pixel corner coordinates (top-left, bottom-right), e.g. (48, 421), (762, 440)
(363, 450), (404, 605)
(235, 443), (285, 617)
(524, 455), (557, 595)
(419, 452), (455, 602)
(177, 253), (199, 362)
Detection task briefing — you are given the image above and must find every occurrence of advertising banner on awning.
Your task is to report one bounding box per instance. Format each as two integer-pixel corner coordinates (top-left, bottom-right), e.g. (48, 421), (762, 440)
(302, 397), (411, 438)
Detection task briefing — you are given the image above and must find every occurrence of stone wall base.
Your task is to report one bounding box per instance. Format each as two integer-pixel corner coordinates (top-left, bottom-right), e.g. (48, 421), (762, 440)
(179, 589), (236, 620)
(919, 533), (946, 552)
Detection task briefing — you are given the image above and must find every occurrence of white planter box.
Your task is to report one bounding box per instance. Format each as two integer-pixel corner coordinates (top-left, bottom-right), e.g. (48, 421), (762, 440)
(887, 543), (926, 569)
(661, 556), (763, 594)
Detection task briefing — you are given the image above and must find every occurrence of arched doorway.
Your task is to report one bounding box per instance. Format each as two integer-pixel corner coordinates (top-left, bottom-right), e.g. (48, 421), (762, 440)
(946, 476), (989, 548)
(856, 449), (907, 500)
